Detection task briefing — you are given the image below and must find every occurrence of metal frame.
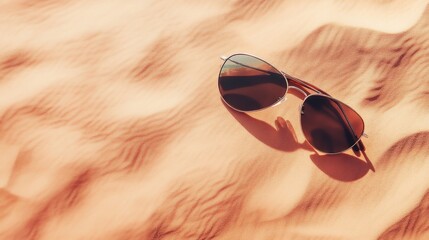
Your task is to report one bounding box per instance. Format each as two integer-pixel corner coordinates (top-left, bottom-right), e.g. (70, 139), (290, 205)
(218, 53), (289, 113)
(218, 53), (368, 155)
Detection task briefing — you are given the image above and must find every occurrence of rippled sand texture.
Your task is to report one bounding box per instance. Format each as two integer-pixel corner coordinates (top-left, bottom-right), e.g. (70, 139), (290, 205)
(0, 0), (428, 239)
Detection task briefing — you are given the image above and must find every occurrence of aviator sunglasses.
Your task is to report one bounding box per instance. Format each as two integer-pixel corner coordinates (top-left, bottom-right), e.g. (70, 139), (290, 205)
(218, 53), (367, 154)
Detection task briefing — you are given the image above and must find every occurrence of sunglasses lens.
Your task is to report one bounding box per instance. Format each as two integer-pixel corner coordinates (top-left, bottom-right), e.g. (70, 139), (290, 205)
(218, 54), (287, 111)
(300, 95), (364, 153)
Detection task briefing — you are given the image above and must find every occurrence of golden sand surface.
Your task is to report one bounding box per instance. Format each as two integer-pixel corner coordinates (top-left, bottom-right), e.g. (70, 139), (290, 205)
(0, 0), (428, 239)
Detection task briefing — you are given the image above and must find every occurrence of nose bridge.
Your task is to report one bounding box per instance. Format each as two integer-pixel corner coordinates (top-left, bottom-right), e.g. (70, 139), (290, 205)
(288, 85), (308, 97)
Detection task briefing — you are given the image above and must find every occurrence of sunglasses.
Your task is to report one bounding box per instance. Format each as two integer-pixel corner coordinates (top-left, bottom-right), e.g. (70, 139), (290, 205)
(218, 53), (367, 154)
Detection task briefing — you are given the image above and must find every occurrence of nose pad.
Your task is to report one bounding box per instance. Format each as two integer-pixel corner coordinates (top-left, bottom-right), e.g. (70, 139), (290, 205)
(273, 96), (287, 107)
(299, 104), (304, 114)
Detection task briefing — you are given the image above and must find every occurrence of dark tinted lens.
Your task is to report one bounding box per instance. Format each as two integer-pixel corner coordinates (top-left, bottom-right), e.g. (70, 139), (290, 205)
(218, 54), (287, 111)
(300, 95), (364, 153)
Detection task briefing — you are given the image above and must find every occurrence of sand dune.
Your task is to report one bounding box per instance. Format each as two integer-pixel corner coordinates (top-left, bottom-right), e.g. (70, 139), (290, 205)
(0, 0), (428, 239)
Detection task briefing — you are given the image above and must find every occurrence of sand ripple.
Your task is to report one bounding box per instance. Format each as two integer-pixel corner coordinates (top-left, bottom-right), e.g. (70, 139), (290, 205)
(0, 0), (428, 239)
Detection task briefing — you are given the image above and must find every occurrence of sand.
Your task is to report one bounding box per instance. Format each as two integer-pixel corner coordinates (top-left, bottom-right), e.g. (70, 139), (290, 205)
(0, 0), (428, 239)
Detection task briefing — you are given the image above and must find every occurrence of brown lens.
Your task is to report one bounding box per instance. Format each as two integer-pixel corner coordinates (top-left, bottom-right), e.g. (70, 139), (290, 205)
(218, 54), (288, 111)
(300, 95), (364, 153)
